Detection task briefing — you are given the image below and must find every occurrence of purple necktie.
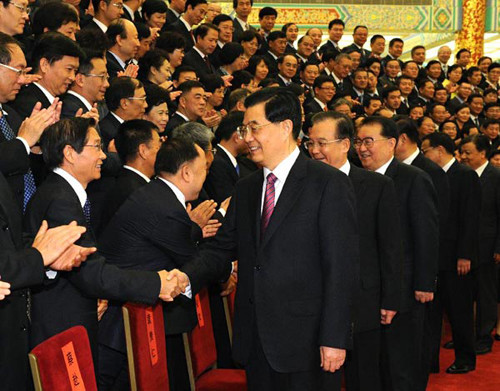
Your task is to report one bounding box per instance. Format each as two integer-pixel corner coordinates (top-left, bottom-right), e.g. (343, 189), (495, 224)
(261, 173), (277, 236)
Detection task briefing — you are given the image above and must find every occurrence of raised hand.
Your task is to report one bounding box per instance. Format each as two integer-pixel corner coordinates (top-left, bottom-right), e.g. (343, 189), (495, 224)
(49, 244), (96, 271)
(186, 200), (217, 228)
(202, 219), (222, 238)
(18, 100), (60, 147)
(117, 64), (139, 79)
(76, 104), (100, 122)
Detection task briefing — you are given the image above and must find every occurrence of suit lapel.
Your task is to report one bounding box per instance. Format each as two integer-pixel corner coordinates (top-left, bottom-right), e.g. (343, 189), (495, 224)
(348, 165), (366, 200)
(384, 158), (399, 180)
(247, 170), (263, 249)
(0, 173), (22, 246)
(260, 154), (307, 248)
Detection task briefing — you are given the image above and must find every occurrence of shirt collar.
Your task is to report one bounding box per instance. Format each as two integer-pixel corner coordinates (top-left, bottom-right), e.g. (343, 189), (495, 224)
(67, 90), (93, 111)
(123, 165), (151, 182)
(475, 161), (489, 177)
(328, 39), (339, 48)
(402, 147), (420, 165)
(217, 40), (225, 48)
(338, 160), (350, 175)
(442, 157), (455, 172)
(34, 82), (55, 103)
(53, 167), (87, 207)
(267, 50), (278, 60)
(193, 46), (207, 59)
(175, 111), (189, 122)
(296, 53), (307, 63)
(169, 7), (180, 17)
(235, 17), (247, 30)
(263, 147), (300, 185)
(314, 97), (326, 109)
(0, 103), (7, 116)
(92, 17), (108, 33)
(108, 50), (126, 70)
(123, 4), (134, 20)
(278, 74), (291, 84)
(179, 16), (191, 30)
(217, 144), (237, 167)
(331, 72), (342, 84)
(110, 111), (124, 123)
(375, 156), (394, 175)
(157, 177), (186, 209)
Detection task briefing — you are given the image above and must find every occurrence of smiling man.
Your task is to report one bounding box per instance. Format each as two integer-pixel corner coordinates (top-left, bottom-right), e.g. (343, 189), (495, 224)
(0, 0), (29, 36)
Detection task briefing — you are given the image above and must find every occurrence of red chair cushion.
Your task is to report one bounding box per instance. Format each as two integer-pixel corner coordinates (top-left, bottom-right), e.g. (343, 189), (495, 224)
(196, 369), (247, 391)
(189, 289), (218, 377)
(30, 325), (97, 391)
(227, 289), (236, 322)
(124, 302), (169, 390)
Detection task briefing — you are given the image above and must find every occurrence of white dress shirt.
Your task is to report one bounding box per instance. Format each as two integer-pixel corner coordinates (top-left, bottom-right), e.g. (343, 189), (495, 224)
(217, 144), (237, 168)
(123, 165), (151, 183)
(92, 17), (108, 33)
(67, 90), (93, 112)
(338, 160), (351, 176)
(110, 111), (124, 124)
(375, 157), (394, 175)
(402, 148), (420, 165)
(442, 157), (455, 173)
(33, 82), (55, 104)
(261, 147), (300, 212)
(475, 161), (488, 177)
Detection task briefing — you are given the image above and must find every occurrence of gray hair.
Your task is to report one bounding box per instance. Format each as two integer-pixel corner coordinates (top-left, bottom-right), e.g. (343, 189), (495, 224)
(171, 122), (214, 150)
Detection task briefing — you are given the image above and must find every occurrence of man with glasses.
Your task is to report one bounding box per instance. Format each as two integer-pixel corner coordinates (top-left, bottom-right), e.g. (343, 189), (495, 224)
(0, 0), (29, 37)
(356, 116), (439, 391)
(85, 0), (124, 33)
(211, 13), (233, 67)
(305, 75), (335, 115)
(165, 0), (208, 52)
(308, 111), (402, 391)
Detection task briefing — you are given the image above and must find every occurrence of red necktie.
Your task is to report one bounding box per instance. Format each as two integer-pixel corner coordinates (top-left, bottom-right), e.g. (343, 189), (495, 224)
(261, 173), (277, 236)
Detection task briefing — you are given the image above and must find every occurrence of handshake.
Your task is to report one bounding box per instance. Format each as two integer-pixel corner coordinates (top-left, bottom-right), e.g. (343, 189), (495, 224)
(157, 269), (190, 302)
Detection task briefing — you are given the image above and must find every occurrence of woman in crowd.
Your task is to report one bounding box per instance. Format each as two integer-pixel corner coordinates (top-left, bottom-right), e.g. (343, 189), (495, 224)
(138, 49), (173, 91)
(453, 103), (476, 141)
(443, 64), (463, 97)
(440, 119), (458, 142)
(217, 43), (247, 76)
(142, 0), (168, 30)
(239, 30), (260, 60)
(246, 55), (269, 90)
(417, 116), (436, 140)
(282, 22), (298, 54)
(144, 84), (170, 134)
(156, 31), (186, 72)
(32, 2), (80, 41)
(202, 77), (226, 130)
(136, 23), (154, 60)
(365, 57), (382, 78)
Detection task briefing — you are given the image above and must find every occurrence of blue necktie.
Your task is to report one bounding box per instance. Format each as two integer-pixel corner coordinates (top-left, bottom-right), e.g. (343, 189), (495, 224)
(83, 198), (92, 227)
(0, 115), (36, 212)
(235, 163), (240, 176)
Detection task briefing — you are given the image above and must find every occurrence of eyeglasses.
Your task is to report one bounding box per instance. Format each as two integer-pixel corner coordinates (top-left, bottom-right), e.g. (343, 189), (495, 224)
(236, 122), (275, 139)
(111, 2), (124, 9)
(83, 73), (108, 82)
(0, 62), (29, 77)
(9, 1), (30, 13)
(205, 148), (217, 156)
(219, 25), (235, 32)
(421, 147), (434, 155)
(304, 138), (343, 149)
(126, 96), (147, 101)
(353, 137), (389, 149)
(83, 142), (104, 151)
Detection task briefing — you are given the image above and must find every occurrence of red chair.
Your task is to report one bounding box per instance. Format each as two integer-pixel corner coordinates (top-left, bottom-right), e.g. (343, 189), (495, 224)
(122, 301), (169, 391)
(29, 325), (97, 391)
(183, 288), (247, 391)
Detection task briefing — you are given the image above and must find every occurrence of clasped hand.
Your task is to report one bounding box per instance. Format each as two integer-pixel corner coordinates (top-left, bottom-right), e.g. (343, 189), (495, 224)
(158, 269), (190, 302)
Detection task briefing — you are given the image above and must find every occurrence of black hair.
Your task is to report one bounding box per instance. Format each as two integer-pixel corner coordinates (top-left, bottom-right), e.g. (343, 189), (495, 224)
(311, 111), (353, 139)
(423, 132), (455, 154)
(313, 75), (334, 89)
(32, 2), (79, 37)
(203, 76), (224, 93)
(219, 42), (244, 66)
(227, 88), (250, 111)
(32, 32), (84, 73)
(230, 70), (252, 90)
(142, 0), (168, 20)
(185, 0), (207, 13)
(411, 45), (425, 56)
(369, 34), (385, 45)
(395, 118), (419, 144)
(462, 134), (491, 156)
(78, 47), (105, 75)
(137, 49), (168, 82)
(389, 38), (404, 48)
(456, 48), (471, 60)
(171, 65), (196, 81)
(106, 19), (128, 49)
(215, 111), (244, 142)
(194, 23), (218, 41)
(382, 85), (400, 100)
(239, 29), (261, 45)
(0, 33), (20, 65)
(115, 119), (159, 162)
(328, 18), (344, 29)
(156, 31), (186, 54)
(212, 13), (232, 26)
(361, 116), (399, 141)
(144, 83), (169, 113)
(155, 134), (199, 175)
(246, 55), (268, 76)
(105, 77), (143, 111)
(267, 30), (286, 43)
(232, 0), (253, 9)
(258, 6), (277, 19)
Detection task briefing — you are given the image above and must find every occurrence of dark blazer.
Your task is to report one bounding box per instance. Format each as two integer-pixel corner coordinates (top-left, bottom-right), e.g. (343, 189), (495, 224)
(232, 18), (256, 43)
(23, 173), (161, 360)
(348, 165), (403, 333)
(319, 40), (341, 56)
(0, 105), (29, 209)
(106, 51), (125, 79)
(99, 111), (121, 148)
(165, 8), (179, 27)
(204, 145), (239, 204)
(285, 43), (297, 54)
(478, 163), (500, 265)
(0, 171), (44, 391)
(9, 83), (51, 120)
(98, 178), (203, 352)
(446, 96), (466, 115)
(164, 112), (188, 136)
(165, 19), (195, 51)
(410, 152), (450, 245)
(342, 44), (371, 64)
(440, 160), (481, 270)
(182, 47), (216, 85)
(262, 51), (278, 77)
(122, 7), (143, 23)
(304, 98), (324, 116)
(61, 92), (90, 118)
(384, 158), (439, 311)
(99, 167), (148, 231)
(183, 153), (359, 372)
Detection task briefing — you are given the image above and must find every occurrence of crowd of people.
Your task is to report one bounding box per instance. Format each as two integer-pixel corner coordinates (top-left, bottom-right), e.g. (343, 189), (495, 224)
(0, 0), (500, 390)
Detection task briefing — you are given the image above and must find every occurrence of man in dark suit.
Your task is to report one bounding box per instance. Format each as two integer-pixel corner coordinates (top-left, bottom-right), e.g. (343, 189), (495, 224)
(105, 19), (140, 79)
(460, 135), (500, 355)
(98, 135), (227, 391)
(0, 169), (96, 391)
(182, 23), (218, 85)
(100, 119), (161, 232)
(164, 0), (184, 26)
(61, 48), (109, 118)
(231, 0), (256, 42)
(172, 87), (359, 391)
(422, 132), (481, 374)
(342, 25), (371, 65)
(164, 0), (208, 51)
(10, 32), (83, 119)
(165, 80), (206, 136)
(122, 0), (143, 23)
(262, 30), (286, 77)
(381, 38), (404, 71)
(23, 117), (183, 364)
(447, 81), (473, 114)
(319, 18), (344, 55)
(304, 75), (335, 116)
(330, 53), (352, 93)
(204, 111), (246, 204)
(356, 117), (439, 390)
(308, 112), (403, 391)
(83, 0), (124, 34)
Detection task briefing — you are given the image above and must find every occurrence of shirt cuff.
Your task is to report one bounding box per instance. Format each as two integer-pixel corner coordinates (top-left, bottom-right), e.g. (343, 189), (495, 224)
(45, 270), (57, 279)
(218, 208), (226, 217)
(16, 137), (30, 154)
(181, 283), (193, 299)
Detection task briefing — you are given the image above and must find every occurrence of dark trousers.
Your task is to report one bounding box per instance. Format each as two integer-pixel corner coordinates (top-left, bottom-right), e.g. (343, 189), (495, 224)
(381, 303), (426, 391)
(344, 328), (381, 391)
(97, 334), (190, 391)
(441, 270), (476, 367)
(245, 326), (341, 391)
(208, 285), (234, 368)
(474, 261), (498, 347)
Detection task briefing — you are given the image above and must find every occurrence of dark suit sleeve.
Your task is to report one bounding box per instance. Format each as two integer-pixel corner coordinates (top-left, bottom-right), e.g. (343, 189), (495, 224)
(0, 248), (44, 289)
(318, 173), (359, 349)
(0, 139), (29, 177)
(495, 174), (500, 254)
(409, 172), (439, 292)
(457, 169), (481, 261)
(377, 179), (403, 311)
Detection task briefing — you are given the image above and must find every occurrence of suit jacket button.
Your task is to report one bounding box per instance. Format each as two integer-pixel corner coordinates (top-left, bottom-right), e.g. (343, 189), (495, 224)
(254, 265), (261, 271)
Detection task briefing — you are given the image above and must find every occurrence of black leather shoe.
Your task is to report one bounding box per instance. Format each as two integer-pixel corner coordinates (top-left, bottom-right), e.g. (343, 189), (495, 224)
(443, 340), (454, 349)
(495, 334), (500, 341)
(476, 345), (492, 355)
(446, 363), (475, 374)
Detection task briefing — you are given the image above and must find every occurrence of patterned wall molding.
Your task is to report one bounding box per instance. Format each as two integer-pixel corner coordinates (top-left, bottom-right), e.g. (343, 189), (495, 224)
(485, 0), (499, 31)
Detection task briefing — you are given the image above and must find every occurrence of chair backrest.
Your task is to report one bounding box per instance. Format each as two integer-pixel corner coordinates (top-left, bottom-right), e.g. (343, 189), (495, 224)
(222, 288), (237, 345)
(29, 325), (97, 391)
(122, 301), (169, 391)
(184, 288), (217, 379)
